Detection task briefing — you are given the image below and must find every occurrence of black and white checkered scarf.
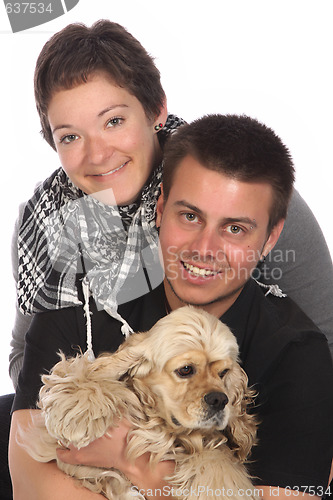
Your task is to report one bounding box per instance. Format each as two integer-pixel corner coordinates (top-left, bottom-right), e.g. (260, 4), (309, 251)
(17, 115), (184, 328)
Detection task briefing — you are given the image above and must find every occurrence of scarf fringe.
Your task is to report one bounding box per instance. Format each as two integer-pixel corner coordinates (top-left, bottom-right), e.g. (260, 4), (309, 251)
(253, 278), (287, 298)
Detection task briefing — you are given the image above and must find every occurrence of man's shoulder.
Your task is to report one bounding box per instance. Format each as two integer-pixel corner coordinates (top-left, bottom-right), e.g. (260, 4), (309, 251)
(232, 279), (329, 383)
(249, 277), (323, 335)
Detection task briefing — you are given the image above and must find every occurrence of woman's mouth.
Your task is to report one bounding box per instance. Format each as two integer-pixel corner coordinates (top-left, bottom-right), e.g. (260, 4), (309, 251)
(95, 161), (129, 177)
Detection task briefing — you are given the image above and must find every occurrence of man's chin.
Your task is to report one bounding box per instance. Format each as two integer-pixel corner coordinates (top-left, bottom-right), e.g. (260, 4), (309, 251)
(164, 276), (245, 311)
(166, 277), (226, 307)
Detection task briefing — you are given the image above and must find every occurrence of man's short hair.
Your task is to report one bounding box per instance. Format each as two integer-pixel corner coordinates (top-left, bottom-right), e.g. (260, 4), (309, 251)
(162, 114), (295, 232)
(34, 20), (165, 149)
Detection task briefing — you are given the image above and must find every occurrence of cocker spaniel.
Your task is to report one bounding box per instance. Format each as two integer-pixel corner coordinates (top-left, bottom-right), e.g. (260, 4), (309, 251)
(19, 306), (258, 499)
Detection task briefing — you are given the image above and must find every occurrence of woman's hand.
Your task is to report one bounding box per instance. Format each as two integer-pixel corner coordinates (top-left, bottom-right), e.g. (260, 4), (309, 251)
(9, 410), (103, 500)
(56, 418), (175, 499)
(56, 418), (132, 471)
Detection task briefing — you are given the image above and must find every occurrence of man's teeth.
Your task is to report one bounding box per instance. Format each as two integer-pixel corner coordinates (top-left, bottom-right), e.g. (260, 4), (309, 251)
(183, 262), (219, 277)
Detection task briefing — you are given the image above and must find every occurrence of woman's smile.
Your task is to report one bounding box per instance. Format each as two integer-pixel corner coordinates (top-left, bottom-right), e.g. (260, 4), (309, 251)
(93, 160), (130, 177)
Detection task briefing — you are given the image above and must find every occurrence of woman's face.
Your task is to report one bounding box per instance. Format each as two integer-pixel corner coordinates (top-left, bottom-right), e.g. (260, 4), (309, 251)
(48, 73), (166, 205)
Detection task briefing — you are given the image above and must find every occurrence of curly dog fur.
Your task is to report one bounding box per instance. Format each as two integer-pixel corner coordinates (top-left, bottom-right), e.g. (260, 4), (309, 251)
(19, 306), (258, 499)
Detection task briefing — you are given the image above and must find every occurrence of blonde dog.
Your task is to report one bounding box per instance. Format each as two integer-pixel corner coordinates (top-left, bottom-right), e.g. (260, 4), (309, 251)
(19, 306), (258, 500)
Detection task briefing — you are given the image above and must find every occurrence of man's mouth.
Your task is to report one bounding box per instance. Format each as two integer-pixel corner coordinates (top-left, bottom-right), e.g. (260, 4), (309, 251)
(95, 161), (129, 177)
(182, 262), (221, 277)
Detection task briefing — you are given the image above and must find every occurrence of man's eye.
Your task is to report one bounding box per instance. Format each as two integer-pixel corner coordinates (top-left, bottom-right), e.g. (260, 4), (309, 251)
(225, 225), (243, 235)
(175, 365), (196, 378)
(184, 213), (198, 222)
(60, 134), (79, 144)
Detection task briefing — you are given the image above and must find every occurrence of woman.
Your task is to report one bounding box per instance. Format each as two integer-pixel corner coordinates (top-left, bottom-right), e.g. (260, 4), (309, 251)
(9, 20), (183, 387)
(5, 20), (181, 500)
(6, 19), (333, 500)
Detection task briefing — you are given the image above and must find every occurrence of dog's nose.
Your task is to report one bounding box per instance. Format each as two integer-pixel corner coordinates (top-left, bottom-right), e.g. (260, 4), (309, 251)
(204, 391), (228, 411)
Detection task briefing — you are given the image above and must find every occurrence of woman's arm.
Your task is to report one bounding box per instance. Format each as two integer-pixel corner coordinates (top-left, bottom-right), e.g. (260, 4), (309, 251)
(9, 410), (104, 500)
(57, 419), (174, 499)
(9, 305), (32, 389)
(12, 306), (88, 413)
(9, 204), (32, 388)
(9, 410), (174, 500)
(260, 189), (333, 355)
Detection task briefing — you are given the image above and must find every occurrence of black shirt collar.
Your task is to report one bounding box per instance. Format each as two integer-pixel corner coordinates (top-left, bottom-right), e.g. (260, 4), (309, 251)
(129, 279), (258, 360)
(220, 279), (259, 361)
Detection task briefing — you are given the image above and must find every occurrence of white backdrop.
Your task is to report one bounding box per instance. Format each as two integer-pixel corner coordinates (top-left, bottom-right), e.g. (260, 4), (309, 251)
(0, 0), (332, 395)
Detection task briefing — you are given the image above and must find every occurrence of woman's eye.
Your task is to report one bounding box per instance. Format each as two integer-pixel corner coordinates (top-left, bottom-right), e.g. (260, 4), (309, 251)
(60, 134), (79, 144)
(106, 117), (123, 128)
(175, 365), (195, 378)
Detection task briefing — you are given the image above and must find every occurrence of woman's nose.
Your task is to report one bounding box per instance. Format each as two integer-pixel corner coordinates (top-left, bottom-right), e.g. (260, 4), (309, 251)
(86, 136), (113, 165)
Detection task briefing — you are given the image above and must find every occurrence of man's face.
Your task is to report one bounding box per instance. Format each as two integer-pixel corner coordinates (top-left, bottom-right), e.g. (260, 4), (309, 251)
(156, 155), (284, 317)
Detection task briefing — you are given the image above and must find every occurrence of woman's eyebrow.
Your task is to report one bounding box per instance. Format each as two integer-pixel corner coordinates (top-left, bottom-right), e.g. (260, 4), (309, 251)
(52, 104), (130, 134)
(97, 104), (129, 117)
(52, 124), (72, 134)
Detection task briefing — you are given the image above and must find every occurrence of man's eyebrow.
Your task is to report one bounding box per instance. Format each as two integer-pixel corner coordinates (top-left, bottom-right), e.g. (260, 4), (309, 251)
(223, 217), (258, 228)
(173, 201), (257, 227)
(52, 105), (129, 134)
(173, 200), (205, 216)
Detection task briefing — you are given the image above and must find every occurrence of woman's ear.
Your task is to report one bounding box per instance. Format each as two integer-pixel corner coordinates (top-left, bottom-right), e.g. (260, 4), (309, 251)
(156, 184), (164, 228)
(261, 219), (285, 260)
(154, 98), (168, 131)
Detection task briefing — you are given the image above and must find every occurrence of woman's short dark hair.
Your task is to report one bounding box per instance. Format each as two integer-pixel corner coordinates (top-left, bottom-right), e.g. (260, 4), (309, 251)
(162, 114), (295, 232)
(34, 20), (165, 149)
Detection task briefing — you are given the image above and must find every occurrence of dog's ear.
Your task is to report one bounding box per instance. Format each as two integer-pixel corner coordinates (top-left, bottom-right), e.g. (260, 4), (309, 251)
(225, 364), (257, 462)
(38, 352), (143, 448)
(100, 330), (154, 380)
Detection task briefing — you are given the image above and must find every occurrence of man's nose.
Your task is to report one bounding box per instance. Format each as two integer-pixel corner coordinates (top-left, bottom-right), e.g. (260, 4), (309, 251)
(189, 226), (222, 260)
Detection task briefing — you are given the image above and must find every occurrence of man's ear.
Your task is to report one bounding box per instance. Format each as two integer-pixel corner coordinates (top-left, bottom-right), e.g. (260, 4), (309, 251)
(261, 219), (285, 259)
(156, 184), (164, 228)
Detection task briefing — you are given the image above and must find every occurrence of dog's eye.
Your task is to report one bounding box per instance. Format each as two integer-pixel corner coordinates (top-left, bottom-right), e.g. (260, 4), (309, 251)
(175, 365), (195, 378)
(219, 369), (229, 379)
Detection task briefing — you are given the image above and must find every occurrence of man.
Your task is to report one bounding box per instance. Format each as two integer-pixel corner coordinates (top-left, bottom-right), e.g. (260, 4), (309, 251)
(155, 115), (333, 493)
(10, 115), (333, 499)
